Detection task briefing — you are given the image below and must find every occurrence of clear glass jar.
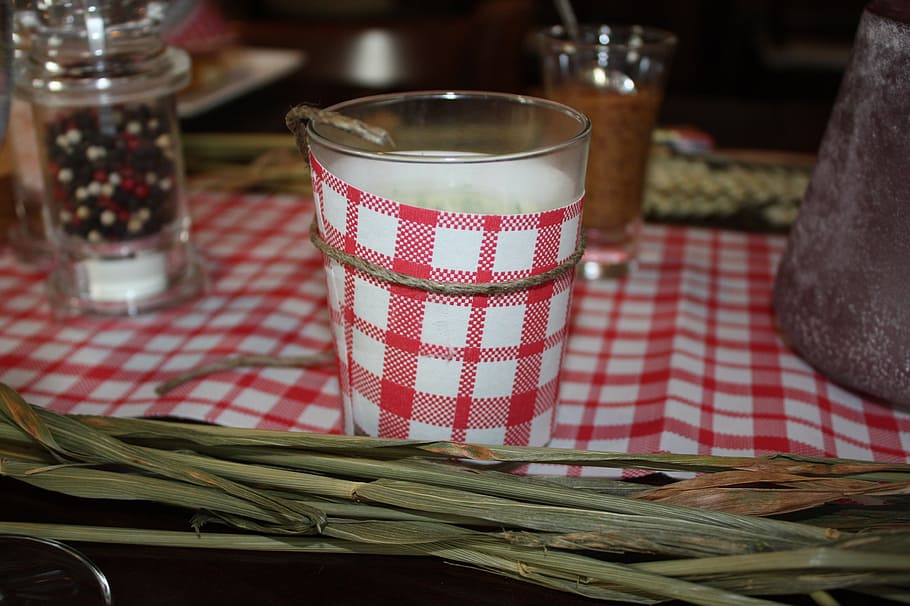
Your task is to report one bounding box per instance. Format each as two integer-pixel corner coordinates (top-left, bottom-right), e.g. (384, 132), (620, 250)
(8, 6), (52, 267)
(17, 0), (205, 315)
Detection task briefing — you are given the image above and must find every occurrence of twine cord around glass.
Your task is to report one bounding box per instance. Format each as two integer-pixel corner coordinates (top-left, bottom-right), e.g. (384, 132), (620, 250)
(308, 217), (585, 296)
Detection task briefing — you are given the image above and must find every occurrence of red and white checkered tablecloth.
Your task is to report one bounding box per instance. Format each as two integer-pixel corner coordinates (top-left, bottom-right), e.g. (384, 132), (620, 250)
(1, 191), (908, 468)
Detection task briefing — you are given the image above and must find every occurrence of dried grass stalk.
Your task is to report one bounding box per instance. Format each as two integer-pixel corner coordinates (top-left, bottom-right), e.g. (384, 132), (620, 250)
(1, 383), (908, 605)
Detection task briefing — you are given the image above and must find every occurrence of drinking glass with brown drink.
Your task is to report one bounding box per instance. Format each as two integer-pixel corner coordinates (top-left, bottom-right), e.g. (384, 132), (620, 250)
(539, 24), (676, 278)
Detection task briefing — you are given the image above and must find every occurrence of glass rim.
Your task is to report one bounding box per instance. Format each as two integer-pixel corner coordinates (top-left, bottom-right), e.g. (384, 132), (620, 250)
(306, 89), (592, 164)
(0, 534), (113, 605)
(540, 23), (678, 52)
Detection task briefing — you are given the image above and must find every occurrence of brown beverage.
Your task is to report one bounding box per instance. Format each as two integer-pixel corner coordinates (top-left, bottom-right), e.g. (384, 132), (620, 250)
(550, 85), (663, 239)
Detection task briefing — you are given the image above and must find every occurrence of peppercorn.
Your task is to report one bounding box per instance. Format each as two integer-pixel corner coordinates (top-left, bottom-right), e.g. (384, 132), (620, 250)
(44, 103), (178, 242)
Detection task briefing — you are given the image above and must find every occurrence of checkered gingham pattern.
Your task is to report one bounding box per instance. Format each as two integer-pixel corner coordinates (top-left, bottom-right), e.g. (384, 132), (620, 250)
(310, 155), (581, 446)
(0, 189), (908, 472)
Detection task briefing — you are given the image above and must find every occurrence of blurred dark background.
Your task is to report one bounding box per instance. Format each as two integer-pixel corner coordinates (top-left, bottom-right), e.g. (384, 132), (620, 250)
(182, 0), (869, 154)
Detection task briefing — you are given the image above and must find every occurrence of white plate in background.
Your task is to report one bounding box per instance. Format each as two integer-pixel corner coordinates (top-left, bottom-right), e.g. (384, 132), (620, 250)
(178, 47), (306, 119)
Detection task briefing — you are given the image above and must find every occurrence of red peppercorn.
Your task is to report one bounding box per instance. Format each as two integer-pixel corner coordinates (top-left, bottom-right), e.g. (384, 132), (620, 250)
(134, 183), (149, 199)
(93, 169), (108, 183)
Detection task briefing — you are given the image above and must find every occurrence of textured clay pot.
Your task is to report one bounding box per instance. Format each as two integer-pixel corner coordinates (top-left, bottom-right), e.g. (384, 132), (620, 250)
(773, 0), (910, 405)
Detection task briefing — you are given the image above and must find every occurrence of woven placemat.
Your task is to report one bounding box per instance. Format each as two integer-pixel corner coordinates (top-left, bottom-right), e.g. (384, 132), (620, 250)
(644, 148), (812, 233)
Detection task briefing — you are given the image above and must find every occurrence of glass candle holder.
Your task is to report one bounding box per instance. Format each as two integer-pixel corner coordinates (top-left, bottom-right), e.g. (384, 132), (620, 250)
(0, 535), (112, 606)
(17, 0), (205, 316)
(7, 9), (52, 268)
(306, 91), (590, 445)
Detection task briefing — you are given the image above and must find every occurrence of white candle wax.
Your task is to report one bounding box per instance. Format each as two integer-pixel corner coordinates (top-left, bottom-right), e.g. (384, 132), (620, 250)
(322, 150), (580, 215)
(78, 252), (169, 302)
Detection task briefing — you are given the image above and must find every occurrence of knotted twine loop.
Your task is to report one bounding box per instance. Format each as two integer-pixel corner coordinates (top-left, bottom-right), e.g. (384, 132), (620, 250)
(285, 104), (395, 154)
(286, 104), (587, 297)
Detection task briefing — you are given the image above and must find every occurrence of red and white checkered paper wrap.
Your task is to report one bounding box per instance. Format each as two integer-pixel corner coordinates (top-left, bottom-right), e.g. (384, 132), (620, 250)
(310, 155), (581, 445)
(0, 190), (908, 473)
